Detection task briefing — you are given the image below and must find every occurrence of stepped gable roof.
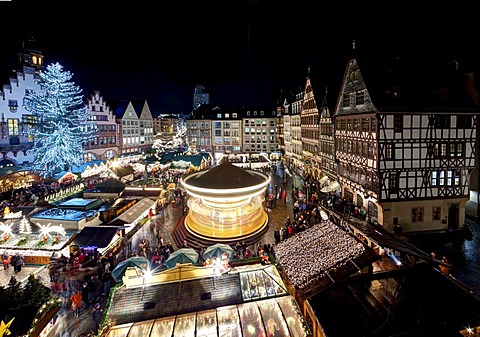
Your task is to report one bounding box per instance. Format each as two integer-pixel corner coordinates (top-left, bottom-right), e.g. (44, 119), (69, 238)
(185, 161), (267, 189)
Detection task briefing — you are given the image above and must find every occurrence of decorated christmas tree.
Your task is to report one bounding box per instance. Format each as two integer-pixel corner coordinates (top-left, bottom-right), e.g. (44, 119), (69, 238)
(24, 62), (97, 178)
(19, 216), (32, 235)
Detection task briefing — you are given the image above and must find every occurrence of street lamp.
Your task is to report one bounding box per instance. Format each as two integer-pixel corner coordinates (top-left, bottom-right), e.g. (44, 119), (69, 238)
(140, 268), (152, 302)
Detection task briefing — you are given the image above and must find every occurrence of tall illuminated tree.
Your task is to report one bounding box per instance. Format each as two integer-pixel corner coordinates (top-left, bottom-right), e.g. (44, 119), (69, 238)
(24, 62), (96, 177)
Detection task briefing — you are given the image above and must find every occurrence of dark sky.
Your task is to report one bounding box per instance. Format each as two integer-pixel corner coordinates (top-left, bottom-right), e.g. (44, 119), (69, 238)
(1, 0), (479, 115)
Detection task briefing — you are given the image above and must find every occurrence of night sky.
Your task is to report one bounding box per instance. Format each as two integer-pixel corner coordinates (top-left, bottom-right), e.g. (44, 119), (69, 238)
(1, 0), (479, 115)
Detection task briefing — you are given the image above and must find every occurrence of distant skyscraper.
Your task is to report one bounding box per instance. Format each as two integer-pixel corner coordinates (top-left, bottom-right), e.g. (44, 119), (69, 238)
(193, 84), (209, 111)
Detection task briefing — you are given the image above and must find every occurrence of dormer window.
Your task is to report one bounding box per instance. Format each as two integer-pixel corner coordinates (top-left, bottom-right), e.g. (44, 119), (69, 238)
(343, 93), (350, 108)
(217, 113), (222, 118)
(8, 100), (18, 112)
(356, 90), (365, 105)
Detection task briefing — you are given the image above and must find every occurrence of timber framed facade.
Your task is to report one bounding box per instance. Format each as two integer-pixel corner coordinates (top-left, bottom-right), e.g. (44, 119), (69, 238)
(335, 58), (478, 233)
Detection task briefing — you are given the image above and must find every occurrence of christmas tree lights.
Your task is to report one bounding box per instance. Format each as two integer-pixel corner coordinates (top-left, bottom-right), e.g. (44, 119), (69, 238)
(24, 62), (97, 178)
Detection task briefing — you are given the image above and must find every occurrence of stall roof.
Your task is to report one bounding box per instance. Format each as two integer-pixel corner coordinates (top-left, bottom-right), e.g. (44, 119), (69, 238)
(107, 198), (155, 227)
(347, 217), (437, 263)
(71, 226), (121, 248)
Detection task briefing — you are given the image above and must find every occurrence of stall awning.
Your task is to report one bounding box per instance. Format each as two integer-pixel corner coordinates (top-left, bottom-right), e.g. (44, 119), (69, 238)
(319, 176), (329, 184)
(320, 181), (340, 193)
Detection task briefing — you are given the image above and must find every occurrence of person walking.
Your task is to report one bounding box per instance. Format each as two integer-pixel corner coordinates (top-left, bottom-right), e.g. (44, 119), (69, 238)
(70, 290), (83, 318)
(92, 302), (104, 334)
(12, 253), (23, 272)
(2, 251), (10, 270)
(101, 263), (112, 296)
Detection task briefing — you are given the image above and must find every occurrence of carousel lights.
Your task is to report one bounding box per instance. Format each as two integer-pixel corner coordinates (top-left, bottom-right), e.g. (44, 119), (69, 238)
(181, 178), (270, 196)
(185, 187), (267, 202)
(201, 198), (251, 210)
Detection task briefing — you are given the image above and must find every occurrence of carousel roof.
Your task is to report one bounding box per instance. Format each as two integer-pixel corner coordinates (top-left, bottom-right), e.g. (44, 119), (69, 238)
(183, 161), (268, 189)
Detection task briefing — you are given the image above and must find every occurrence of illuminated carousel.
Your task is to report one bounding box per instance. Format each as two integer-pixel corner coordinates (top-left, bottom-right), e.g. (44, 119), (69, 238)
(180, 161), (270, 246)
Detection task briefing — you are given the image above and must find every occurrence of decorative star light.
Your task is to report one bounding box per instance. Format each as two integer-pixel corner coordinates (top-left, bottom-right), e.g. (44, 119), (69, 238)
(36, 222), (66, 239)
(0, 222), (14, 238)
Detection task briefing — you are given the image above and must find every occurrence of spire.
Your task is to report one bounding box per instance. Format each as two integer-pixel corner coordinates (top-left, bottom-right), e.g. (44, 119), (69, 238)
(352, 39), (356, 51)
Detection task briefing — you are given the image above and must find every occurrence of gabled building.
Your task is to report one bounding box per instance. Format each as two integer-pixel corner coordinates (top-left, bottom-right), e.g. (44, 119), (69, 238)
(110, 100), (141, 156)
(275, 104), (285, 157)
(132, 99), (155, 152)
(286, 90), (304, 176)
(110, 99), (154, 156)
(0, 65), (43, 166)
(334, 52), (478, 233)
(282, 98), (291, 169)
(317, 90), (338, 193)
(300, 76), (321, 182)
(84, 91), (119, 161)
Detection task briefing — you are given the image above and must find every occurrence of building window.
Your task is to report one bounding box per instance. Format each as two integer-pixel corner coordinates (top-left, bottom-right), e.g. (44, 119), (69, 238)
(356, 90), (365, 105)
(457, 115), (473, 128)
(454, 170), (461, 186)
(389, 172), (398, 192)
(412, 207), (424, 222)
(8, 100), (18, 112)
(7, 119), (19, 136)
(432, 206), (441, 220)
(430, 115), (450, 128)
(386, 143), (394, 159)
(449, 143), (464, 157)
(394, 115), (403, 133)
(217, 113), (222, 118)
(439, 171), (445, 186)
(233, 113), (237, 118)
(432, 171), (437, 186)
(343, 93), (350, 108)
(362, 118), (370, 131)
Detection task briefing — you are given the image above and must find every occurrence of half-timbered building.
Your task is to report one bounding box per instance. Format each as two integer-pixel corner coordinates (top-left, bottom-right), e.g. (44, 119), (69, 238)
(317, 90), (338, 194)
(335, 53), (478, 233)
(301, 76), (322, 181)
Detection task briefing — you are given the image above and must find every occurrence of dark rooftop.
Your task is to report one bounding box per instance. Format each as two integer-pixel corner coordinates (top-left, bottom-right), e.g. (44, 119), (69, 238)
(182, 161), (268, 189)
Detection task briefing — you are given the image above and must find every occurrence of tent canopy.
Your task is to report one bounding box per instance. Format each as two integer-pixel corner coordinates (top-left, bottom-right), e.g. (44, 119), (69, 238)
(165, 248), (199, 268)
(203, 243), (234, 260)
(111, 256), (151, 283)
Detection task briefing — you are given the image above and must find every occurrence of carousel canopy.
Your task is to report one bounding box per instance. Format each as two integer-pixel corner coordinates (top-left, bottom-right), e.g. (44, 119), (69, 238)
(183, 161), (267, 189)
